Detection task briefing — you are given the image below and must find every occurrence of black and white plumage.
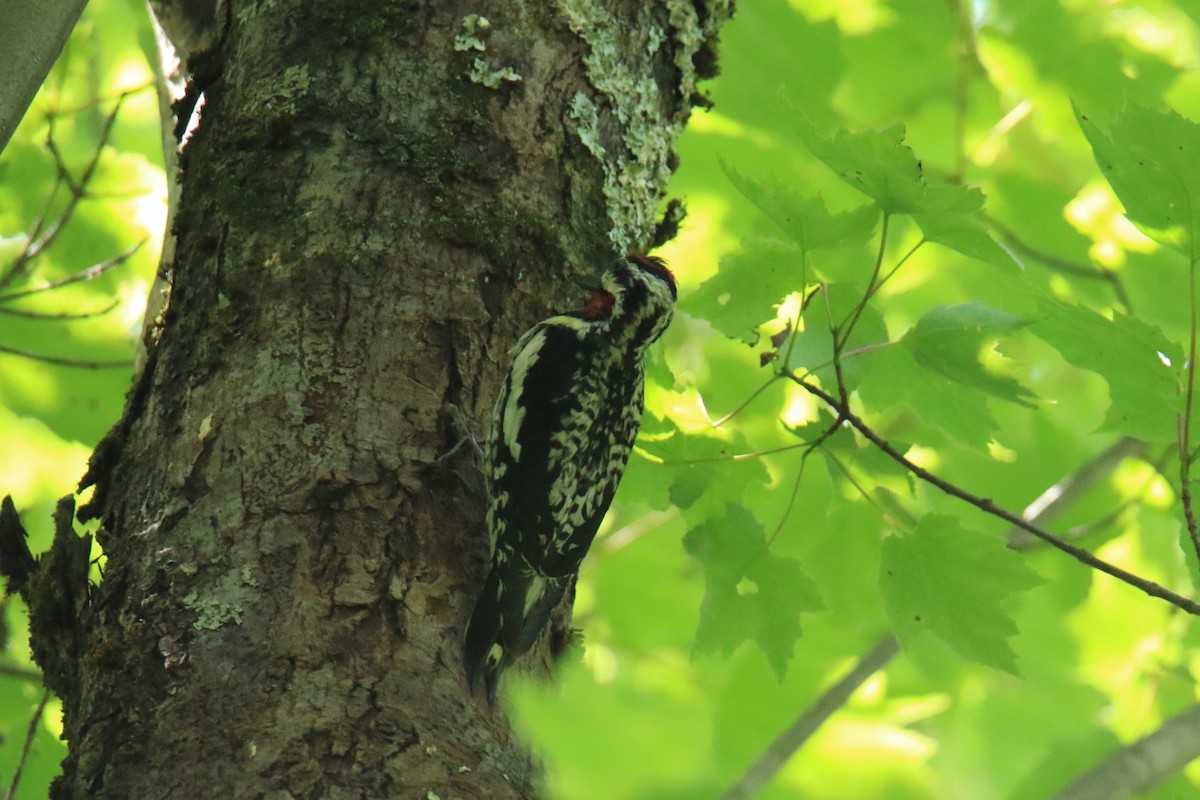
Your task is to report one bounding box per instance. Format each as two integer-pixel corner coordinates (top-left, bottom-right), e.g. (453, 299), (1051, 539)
(463, 254), (677, 694)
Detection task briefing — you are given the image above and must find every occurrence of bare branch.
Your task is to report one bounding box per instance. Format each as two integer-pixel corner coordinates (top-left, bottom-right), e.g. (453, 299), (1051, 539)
(1054, 704), (1200, 800)
(0, 662), (43, 682)
(718, 636), (901, 800)
(1007, 437), (1146, 548)
(0, 92), (129, 291)
(0, 344), (132, 369)
(0, 240), (145, 304)
(0, 297), (120, 320)
(794, 376), (1200, 616)
(3, 688), (51, 800)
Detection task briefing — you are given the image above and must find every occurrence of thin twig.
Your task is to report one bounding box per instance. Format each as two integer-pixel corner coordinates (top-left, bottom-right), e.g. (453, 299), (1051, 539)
(823, 449), (914, 530)
(666, 442), (810, 466)
(0, 298), (120, 320)
(795, 376), (1200, 616)
(0, 93), (128, 290)
(768, 416), (845, 543)
(42, 82), (153, 119)
(0, 240), (145, 303)
(4, 688), (51, 800)
(836, 213), (890, 350)
(869, 237), (924, 302)
(718, 636), (901, 800)
(950, 0), (975, 181)
(0, 344), (133, 369)
(36, 94), (127, 254)
(986, 216), (1132, 310)
(1180, 244), (1200, 562)
(0, 663), (44, 682)
(711, 374), (781, 428)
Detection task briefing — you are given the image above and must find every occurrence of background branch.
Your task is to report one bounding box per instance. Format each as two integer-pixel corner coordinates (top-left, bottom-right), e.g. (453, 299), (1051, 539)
(1053, 704), (1200, 800)
(0, 0), (88, 154)
(718, 636), (901, 800)
(2, 688), (50, 800)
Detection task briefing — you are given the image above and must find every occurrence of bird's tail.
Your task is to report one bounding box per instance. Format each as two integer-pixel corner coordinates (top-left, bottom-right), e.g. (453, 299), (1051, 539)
(463, 559), (569, 696)
(463, 565), (504, 694)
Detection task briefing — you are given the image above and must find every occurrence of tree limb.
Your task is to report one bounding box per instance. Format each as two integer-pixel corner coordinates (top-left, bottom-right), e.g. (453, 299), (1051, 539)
(0, 0), (87, 155)
(794, 377), (1200, 616)
(1053, 704), (1200, 800)
(718, 636), (901, 800)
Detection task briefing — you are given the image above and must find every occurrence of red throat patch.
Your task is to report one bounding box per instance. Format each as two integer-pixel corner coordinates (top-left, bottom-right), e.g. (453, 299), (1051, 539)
(583, 289), (616, 320)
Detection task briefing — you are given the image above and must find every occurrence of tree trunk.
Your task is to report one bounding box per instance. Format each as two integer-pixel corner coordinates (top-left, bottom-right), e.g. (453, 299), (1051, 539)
(13, 2), (729, 798)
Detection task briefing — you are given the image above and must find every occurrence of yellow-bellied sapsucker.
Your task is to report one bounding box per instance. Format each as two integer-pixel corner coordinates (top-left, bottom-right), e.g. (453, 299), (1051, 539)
(463, 254), (677, 694)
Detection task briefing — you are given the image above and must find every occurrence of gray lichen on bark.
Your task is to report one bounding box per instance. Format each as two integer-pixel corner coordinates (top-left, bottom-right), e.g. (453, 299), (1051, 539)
(561, 0), (731, 251)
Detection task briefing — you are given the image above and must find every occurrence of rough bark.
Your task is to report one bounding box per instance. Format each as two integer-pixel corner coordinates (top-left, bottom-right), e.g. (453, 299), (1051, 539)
(9, 1), (729, 798)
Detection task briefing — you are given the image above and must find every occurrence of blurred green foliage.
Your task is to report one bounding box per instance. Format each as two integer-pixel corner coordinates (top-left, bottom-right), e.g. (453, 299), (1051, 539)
(0, 0), (160, 795)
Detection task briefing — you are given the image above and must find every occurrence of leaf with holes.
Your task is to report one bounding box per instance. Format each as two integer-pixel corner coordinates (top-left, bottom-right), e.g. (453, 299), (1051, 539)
(721, 158), (879, 252)
(794, 118), (983, 216)
(683, 505), (823, 679)
(901, 302), (1034, 406)
(1077, 101), (1200, 252)
(880, 515), (1042, 674)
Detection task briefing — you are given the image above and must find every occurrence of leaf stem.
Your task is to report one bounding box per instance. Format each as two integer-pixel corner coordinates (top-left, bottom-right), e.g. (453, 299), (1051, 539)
(1180, 248), (1200, 562)
(836, 213), (891, 351)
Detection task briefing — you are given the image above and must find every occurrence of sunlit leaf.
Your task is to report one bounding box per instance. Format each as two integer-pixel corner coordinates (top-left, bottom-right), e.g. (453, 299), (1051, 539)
(684, 240), (804, 343)
(901, 303), (1035, 406)
(1077, 102), (1200, 252)
(793, 118), (984, 216)
(1029, 298), (1182, 440)
(913, 212), (1021, 270)
(683, 505), (823, 679)
(720, 158), (879, 252)
(880, 515), (1042, 674)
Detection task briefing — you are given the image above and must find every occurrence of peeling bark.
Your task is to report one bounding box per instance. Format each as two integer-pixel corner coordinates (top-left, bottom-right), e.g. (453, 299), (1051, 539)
(19, 1), (731, 797)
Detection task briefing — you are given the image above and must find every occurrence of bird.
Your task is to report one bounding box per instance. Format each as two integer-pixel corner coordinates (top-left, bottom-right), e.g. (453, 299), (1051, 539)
(463, 254), (677, 695)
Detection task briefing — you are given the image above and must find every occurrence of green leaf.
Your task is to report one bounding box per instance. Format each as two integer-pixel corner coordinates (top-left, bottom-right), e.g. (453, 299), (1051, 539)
(683, 240), (803, 342)
(901, 303), (1035, 406)
(1077, 102), (1200, 252)
(785, 282), (889, 392)
(683, 505), (823, 679)
(720, 158), (879, 252)
(794, 117), (984, 216)
(913, 212), (1021, 270)
(858, 344), (1000, 447)
(880, 515), (1042, 674)
(637, 413), (773, 521)
(1029, 297), (1183, 440)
